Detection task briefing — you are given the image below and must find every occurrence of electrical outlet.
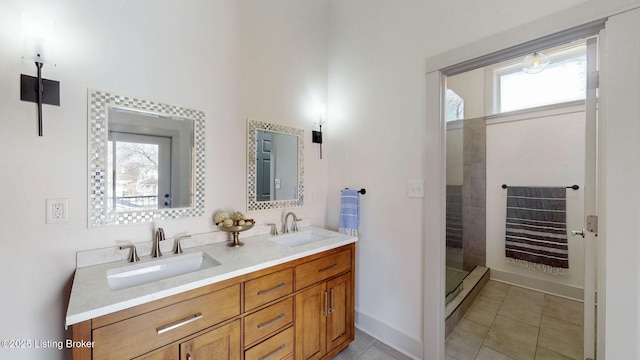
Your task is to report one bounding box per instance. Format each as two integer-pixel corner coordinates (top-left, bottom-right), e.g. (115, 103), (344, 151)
(46, 198), (68, 224)
(408, 180), (424, 198)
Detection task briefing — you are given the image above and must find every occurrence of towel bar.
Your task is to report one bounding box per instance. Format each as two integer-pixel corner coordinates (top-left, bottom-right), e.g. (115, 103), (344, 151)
(344, 188), (366, 195)
(501, 184), (579, 190)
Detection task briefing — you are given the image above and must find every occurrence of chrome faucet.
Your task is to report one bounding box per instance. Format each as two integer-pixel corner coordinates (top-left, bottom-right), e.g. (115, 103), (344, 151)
(267, 223), (278, 236)
(152, 228), (165, 258)
(282, 212), (300, 233)
(173, 235), (191, 254)
(119, 244), (140, 263)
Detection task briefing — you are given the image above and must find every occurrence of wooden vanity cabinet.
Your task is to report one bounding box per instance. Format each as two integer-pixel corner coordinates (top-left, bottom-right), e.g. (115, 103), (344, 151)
(294, 249), (353, 360)
(70, 243), (355, 360)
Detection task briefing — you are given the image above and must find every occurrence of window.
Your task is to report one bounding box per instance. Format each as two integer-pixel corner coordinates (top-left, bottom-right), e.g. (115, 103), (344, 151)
(108, 133), (171, 211)
(445, 89), (464, 121)
(495, 44), (586, 113)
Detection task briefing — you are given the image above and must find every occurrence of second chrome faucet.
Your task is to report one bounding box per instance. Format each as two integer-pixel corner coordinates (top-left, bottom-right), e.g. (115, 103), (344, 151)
(282, 212), (300, 233)
(152, 228), (165, 258)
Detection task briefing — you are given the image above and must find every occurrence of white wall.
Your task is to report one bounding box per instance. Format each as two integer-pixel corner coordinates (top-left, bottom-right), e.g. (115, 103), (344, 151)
(0, 1), (328, 359)
(486, 107), (586, 294)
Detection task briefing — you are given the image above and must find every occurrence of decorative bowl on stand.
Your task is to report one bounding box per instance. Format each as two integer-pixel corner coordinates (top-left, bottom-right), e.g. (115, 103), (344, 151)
(218, 223), (254, 247)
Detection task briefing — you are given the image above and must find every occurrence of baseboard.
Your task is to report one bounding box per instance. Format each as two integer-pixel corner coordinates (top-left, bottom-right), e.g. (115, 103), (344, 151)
(355, 310), (423, 360)
(490, 268), (584, 300)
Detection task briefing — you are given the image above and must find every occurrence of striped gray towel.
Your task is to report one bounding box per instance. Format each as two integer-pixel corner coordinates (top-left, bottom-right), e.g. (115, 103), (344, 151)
(505, 187), (569, 274)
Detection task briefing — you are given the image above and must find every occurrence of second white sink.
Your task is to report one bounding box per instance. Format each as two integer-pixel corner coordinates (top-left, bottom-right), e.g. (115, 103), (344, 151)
(273, 230), (334, 247)
(107, 252), (220, 291)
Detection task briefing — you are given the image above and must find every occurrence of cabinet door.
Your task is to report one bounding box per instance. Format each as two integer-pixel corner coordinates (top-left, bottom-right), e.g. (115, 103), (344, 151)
(295, 283), (327, 360)
(180, 320), (240, 360)
(326, 272), (352, 352)
(136, 345), (179, 360)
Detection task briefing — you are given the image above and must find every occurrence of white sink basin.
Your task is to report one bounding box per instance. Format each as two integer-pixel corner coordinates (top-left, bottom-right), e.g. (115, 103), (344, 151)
(273, 230), (334, 247)
(107, 252), (220, 291)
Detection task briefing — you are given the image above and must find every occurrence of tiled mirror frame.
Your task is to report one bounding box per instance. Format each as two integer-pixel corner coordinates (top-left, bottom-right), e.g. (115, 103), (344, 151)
(88, 89), (205, 226)
(247, 119), (304, 211)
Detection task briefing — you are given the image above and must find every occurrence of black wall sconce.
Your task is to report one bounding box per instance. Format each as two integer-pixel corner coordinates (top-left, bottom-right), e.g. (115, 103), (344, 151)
(20, 56), (60, 137)
(20, 12), (60, 137)
(313, 103), (326, 159)
(312, 125), (323, 159)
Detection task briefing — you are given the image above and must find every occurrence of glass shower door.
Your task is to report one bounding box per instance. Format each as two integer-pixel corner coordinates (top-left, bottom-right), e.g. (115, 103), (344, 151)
(445, 117), (467, 304)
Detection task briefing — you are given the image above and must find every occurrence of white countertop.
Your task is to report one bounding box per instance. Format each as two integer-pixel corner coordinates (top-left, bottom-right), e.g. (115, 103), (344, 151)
(65, 226), (357, 328)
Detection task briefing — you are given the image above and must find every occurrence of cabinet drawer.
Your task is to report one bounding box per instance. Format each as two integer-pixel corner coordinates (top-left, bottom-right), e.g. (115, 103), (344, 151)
(245, 326), (294, 360)
(245, 268), (293, 311)
(93, 284), (240, 360)
(244, 297), (293, 346)
(295, 249), (352, 290)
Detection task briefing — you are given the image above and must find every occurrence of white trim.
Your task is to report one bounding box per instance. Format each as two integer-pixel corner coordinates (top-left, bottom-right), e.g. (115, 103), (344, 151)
(423, 70), (446, 360)
(425, 0), (640, 75)
(485, 100), (585, 124)
(355, 310), (423, 360)
(490, 269), (584, 300)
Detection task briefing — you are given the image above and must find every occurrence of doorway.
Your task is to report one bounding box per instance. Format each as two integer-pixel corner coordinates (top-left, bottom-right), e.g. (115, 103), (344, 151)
(442, 34), (600, 360)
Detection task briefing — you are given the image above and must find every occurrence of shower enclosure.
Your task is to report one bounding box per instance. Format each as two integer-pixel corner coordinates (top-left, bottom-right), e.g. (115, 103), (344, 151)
(445, 117), (466, 303)
(444, 86), (487, 304)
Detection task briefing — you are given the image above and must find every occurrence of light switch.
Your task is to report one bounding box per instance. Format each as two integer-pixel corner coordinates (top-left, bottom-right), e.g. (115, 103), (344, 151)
(408, 180), (424, 198)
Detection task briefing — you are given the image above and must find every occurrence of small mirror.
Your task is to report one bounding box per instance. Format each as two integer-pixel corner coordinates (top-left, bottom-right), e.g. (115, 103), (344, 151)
(89, 90), (205, 226)
(247, 119), (303, 211)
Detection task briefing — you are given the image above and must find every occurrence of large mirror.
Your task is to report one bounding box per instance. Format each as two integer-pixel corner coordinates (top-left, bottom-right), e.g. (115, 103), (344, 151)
(88, 90), (205, 226)
(247, 119), (303, 211)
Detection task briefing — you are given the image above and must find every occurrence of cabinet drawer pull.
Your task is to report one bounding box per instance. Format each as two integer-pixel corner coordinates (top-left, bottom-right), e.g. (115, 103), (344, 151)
(257, 313), (287, 330)
(258, 344), (286, 360)
(323, 291), (328, 316)
(258, 282), (286, 296)
(318, 263), (338, 273)
(329, 288), (335, 313)
(156, 312), (203, 334)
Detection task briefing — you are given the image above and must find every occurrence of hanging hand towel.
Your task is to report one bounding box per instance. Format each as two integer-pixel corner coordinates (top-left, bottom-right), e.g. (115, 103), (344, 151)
(339, 189), (359, 235)
(505, 186), (569, 275)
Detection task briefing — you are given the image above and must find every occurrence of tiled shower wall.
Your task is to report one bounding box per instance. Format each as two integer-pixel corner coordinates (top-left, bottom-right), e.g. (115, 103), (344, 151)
(462, 117), (486, 271)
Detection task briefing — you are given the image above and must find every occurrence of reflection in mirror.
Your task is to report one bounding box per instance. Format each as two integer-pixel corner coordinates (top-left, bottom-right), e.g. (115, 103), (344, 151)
(89, 90), (205, 226)
(108, 108), (194, 211)
(248, 119), (303, 211)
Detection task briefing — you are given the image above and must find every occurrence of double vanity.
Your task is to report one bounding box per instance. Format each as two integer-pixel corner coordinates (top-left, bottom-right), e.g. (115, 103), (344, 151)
(75, 90), (351, 359)
(67, 226), (357, 360)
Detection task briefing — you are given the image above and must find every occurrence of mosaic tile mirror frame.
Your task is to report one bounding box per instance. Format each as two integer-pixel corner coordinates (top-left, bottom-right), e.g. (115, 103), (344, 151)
(88, 89), (205, 226)
(247, 119), (304, 211)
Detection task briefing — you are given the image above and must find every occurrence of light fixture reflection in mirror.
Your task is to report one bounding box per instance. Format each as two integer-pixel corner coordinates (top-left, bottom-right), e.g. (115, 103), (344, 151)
(88, 90), (205, 227)
(247, 119), (304, 211)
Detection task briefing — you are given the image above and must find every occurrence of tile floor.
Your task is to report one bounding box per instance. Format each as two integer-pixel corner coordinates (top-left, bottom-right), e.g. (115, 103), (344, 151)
(446, 280), (584, 360)
(334, 329), (414, 360)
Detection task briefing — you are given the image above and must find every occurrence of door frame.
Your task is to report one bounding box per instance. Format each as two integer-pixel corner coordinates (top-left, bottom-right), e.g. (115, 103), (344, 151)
(423, 12), (625, 360)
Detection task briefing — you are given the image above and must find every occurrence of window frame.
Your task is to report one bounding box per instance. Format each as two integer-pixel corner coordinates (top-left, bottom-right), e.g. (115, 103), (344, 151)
(491, 43), (588, 114)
